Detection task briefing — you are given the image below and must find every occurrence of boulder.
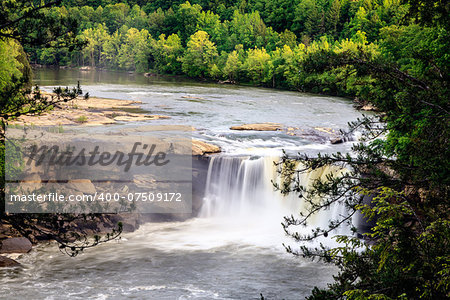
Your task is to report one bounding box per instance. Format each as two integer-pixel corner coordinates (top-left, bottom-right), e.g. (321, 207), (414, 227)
(361, 104), (378, 111)
(79, 66), (92, 71)
(0, 256), (20, 267)
(230, 123), (282, 131)
(330, 137), (344, 144)
(0, 237), (32, 253)
(66, 179), (96, 194)
(192, 140), (221, 156)
(107, 213), (140, 232)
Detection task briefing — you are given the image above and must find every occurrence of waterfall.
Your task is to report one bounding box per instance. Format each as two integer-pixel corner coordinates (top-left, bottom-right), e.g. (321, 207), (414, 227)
(200, 156), (279, 218)
(200, 155), (353, 236)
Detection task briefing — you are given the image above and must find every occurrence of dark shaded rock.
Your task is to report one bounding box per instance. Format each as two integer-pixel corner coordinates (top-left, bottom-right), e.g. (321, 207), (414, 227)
(107, 213), (140, 232)
(0, 223), (20, 240)
(330, 137), (344, 144)
(192, 156), (210, 215)
(0, 256), (20, 267)
(0, 237), (32, 254)
(281, 126), (344, 144)
(120, 213), (140, 232)
(144, 72), (157, 77)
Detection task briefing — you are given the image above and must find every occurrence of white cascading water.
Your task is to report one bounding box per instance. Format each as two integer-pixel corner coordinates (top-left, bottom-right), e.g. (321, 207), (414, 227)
(200, 156), (280, 218)
(200, 155), (352, 242)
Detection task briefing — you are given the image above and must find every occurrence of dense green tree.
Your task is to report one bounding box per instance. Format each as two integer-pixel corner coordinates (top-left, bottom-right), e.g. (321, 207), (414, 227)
(125, 4), (147, 30)
(248, 0), (297, 32)
(38, 46), (72, 66)
(293, 0), (326, 38)
(279, 29), (298, 49)
(281, 43), (306, 89)
(174, 1), (203, 43)
(142, 0), (183, 13)
(72, 6), (97, 31)
(103, 3), (129, 33)
(228, 10), (268, 49)
(222, 50), (242, 81)
(118, 28), (151, 71)
(102, 30), (122, 68)
(150, 33), (184, 74)
(181, 30), (218, 77)
(0, 40), (24, 91)
(243, 47), (272, 84)
(147, 7), (167, 37)
(269, 45), (291, 88)
(196, 10), (224, 48)
(81, 23), (110, 67)
(326, 0), (341, 36)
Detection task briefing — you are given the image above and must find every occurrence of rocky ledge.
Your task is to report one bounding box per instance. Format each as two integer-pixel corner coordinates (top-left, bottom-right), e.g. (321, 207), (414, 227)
(10, 94), (170, 126)
(230, 122), (282, 131)
(192, 140), (221, 155)
(230, 123), (347, 144)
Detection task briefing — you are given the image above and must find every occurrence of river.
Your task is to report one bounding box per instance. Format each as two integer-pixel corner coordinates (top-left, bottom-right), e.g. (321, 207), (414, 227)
(0, 69), (366, 299)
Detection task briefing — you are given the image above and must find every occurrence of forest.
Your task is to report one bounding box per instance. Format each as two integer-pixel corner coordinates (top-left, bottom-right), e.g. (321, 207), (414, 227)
(1, 0), (449, 299)
(24, 0), (417, 95)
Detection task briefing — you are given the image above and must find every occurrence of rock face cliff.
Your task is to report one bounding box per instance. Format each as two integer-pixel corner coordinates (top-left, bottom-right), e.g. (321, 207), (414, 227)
(1, 137), (220, 264)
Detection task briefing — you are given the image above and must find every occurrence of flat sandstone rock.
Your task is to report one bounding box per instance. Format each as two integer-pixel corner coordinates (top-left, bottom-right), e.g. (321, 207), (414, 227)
(192, 140), (221, 155)
(10, 94), (169, 126)
(230, 123), (282, 131)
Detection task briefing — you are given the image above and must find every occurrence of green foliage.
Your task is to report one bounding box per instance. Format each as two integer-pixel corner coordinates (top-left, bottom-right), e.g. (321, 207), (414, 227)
(174, 1), (203, 43)
(302, 187), (450, 300)
(0, 40), (23, 91)
(1, 0), (122, 256)
(102, 3), (130, 33)
(181, 30), (218, 77)
(275, 13), (449, 299)
(243, 47), (272, 84)
(75, 115), (88, 123)
(150, 33), (184, 74)
(81, 24), (110, 67)
(223, 50), (242, 81)
(118, 28), (151, 72)
(0, 0), (83, 47)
